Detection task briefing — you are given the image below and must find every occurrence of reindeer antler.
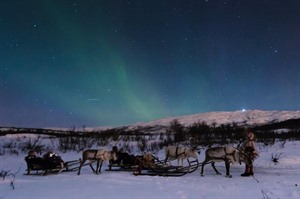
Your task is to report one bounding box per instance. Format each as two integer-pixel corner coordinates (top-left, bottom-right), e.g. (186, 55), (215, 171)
(236, 138), (245, 150)
(185, 136), (200, 149)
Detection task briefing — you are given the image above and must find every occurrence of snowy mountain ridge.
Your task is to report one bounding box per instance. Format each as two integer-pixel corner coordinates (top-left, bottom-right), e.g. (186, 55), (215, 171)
(128, 110), (300, 129)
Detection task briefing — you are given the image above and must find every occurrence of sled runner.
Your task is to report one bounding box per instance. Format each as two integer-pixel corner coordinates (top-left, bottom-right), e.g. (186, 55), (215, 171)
(133, 156), (199, 177)
(106, 151), (199, 176)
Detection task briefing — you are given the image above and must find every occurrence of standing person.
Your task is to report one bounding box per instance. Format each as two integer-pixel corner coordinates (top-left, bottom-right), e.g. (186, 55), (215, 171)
(239, 129), (258, 177)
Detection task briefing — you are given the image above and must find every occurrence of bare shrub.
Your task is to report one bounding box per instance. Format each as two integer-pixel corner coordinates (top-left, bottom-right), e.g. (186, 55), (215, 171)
(279, 141), (286, 149)
(21, 136), (44, 154)
(2, 140), (17, 149)
(147, 142), (160, 154)
(57, 136), (95, 152)
(271, 152), (283, 164)
(121, 143), (133, 153)
(2, 140), (19, 156)
(0, 168), (20, 190)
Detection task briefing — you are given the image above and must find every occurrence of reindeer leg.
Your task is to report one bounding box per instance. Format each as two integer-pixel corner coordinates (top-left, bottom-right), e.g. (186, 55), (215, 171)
(77, 159), (85, 175)
(200, 160), (207, 176)
(95, 160), (100, 174)
(211, 162), (221, 175)
(89, 160), (96, 173)
(98, 161), (103, 174)
(225, 160), (232, 178)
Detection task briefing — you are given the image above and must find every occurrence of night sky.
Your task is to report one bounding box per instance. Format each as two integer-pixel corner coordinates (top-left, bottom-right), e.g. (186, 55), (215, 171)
(1, 0), (300, 128)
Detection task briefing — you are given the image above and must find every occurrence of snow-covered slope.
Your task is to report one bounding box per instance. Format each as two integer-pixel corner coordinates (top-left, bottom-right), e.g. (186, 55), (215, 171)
(129, 110), (300, 128)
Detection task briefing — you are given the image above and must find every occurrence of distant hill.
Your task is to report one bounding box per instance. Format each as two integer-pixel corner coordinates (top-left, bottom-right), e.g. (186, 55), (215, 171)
(123, 110), (300, 133)
(1, 110), (299, 135)
(1, 110), (299, 152)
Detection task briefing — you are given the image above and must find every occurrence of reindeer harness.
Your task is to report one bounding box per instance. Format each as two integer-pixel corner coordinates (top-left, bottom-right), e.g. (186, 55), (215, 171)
(175, 147), (186, 157)
(223, 147), (236, 162)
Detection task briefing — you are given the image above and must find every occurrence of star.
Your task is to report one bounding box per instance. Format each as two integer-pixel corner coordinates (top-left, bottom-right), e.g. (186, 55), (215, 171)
(0, 1), (299, 128)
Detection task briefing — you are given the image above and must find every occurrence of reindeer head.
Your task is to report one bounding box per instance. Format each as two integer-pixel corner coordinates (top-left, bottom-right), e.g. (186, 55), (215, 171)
(185, 141), (201, 157)
(192, 146), (201, 155)
(186, 147), (200, 159)
(224, 146), (242, 165)
(234, 150), (242, 165)
(237, 150), (252, 165)
(111, 151), (118, 161)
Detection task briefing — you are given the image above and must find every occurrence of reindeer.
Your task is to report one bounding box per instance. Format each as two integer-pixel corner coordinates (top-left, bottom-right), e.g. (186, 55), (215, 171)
(142, 153), (155, 166)
(164, 146), (199, 166)
(200, 145), (245, 178)
(77, 149), (117, 175)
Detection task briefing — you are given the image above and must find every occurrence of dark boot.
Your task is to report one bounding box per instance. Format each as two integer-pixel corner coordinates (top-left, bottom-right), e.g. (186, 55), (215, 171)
(248, 165), (254, 176)
(241, 165), (250, 177)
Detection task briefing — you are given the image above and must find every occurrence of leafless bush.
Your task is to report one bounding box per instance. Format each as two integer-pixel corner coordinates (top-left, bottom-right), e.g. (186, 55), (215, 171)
(2, 140), (17, 149)
(279, 141), (286, 149)
(0, 169), (12, 180)
(147, 143), (160, 153)
(57, 136), (95, 152)
(0, 168), (20, 190)
(136, 136), (147, 152)
(9, 149), (19, 156)
(1, 140), (19, 156)
(21, 136), (44, 154)
(121, 143), (133, 153)
(271, 152), (283, 164)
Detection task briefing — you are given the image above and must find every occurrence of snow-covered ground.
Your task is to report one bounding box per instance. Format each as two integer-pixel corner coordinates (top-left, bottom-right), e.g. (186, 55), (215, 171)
(129, 110), (300, 128)
(1, 140), (299, 199)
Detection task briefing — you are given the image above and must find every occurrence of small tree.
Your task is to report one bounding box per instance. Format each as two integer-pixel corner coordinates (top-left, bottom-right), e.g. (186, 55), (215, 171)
(169, 119), (185, 143)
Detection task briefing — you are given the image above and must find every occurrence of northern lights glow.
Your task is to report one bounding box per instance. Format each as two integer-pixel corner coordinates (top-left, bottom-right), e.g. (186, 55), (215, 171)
(0, 0), (299, 128)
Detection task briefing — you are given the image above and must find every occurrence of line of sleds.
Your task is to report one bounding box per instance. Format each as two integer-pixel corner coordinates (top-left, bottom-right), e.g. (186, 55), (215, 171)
(107, 152), (199, 177)
(24, 150), (199, 177)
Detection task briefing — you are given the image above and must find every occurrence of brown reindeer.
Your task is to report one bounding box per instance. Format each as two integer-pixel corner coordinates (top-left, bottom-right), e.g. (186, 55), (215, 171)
(77, 149), (117, 175)
(200, 145), (244, 178)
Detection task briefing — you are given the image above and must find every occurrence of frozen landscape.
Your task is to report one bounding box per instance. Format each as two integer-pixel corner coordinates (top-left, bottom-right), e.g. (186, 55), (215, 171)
(1, 0), (299, 198)
(1, 110), (300, 199)
(0, 139), (299, 199)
